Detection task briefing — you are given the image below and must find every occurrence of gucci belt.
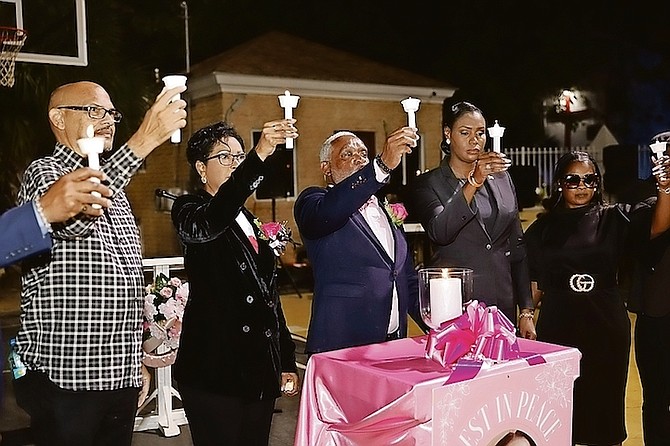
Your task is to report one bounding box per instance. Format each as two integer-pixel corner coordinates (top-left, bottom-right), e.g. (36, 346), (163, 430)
(569, 273), (595, 293)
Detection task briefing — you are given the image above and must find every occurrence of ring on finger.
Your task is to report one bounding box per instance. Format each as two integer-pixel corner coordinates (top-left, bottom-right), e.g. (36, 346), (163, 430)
(82, 205), (88, 213)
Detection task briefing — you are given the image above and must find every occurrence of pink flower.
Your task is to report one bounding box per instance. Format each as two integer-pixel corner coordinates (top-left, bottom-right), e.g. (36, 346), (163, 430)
(389, 203), (408, 221)
(159, 286), (173, 298)
(261, 222), (283, 238)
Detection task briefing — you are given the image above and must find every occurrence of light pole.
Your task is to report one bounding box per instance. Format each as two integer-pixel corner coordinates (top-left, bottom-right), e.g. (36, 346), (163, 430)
(180, 1), (190, 74)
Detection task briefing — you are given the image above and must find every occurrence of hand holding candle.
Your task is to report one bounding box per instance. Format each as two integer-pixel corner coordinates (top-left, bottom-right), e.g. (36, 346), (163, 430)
(162, 75), (188, 143)
(76, 125), (105, 209)
(650, 141), (668, 181)
(278, 90), (300, 149)
(401, 97), (421, 129)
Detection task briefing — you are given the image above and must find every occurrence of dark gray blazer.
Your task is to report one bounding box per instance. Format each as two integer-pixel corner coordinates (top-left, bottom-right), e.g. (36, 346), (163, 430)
(408, 157), (532, 322)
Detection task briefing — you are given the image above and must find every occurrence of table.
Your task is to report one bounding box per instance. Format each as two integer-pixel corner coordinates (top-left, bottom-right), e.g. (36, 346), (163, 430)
(295, 336), (580, 445)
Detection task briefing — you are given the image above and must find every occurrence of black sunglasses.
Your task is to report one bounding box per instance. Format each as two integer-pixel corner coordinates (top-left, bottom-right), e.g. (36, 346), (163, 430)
(562, 173), (599, 189)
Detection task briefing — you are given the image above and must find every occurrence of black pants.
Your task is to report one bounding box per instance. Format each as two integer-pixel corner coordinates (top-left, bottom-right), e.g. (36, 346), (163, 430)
(180, 384), (275, 446)
(635, 312), (670, 446)
(13, 370), (139, 446)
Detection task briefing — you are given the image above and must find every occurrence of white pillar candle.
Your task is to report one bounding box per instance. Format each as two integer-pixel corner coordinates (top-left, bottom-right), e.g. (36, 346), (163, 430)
(77, 125), (105, 209)
(162, 75), (188, 143)
(429, 277), (462, 326)
(278, 90), (300, 149)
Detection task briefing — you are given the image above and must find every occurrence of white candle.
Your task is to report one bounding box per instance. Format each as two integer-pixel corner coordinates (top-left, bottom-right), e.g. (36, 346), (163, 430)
(487, 120), (505, 153)
(162, 75), (188, 143)
(429, 277), (462, 326)
(278, 90), (300, 149)
(77, 125), (105, 209)
(401, 97), (421, 129)
(650, 141), (666, 159)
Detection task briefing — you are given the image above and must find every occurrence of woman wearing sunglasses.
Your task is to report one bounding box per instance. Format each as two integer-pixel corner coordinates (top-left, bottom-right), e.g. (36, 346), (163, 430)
(524, 150), (670, 446)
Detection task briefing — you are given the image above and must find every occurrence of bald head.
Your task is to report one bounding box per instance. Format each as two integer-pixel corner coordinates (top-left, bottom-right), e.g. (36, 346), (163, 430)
(47, 81), (117, 154)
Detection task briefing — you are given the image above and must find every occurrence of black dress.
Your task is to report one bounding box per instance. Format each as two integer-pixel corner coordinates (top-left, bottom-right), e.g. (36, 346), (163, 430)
(524, 202), (651, 444)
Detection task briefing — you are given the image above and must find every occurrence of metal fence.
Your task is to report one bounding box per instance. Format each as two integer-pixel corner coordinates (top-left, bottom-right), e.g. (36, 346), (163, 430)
(504, 146), (602, 192)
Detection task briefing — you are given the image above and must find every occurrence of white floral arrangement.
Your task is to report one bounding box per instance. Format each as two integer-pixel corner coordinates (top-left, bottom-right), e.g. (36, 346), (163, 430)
(142, 273), (189, 366)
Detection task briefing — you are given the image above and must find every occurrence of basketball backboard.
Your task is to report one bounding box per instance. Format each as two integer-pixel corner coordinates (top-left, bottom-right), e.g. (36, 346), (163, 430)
(0, 0), (87, 66)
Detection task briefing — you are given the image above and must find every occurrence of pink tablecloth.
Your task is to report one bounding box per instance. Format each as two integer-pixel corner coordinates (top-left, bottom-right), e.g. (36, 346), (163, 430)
(295, 336), (580, 446)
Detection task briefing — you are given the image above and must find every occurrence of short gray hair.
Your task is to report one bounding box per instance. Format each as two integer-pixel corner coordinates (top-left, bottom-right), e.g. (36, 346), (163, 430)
(319, 131), (358, 163)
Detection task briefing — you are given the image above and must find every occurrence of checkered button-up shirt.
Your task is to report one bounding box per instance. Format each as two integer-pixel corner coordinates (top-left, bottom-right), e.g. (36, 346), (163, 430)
(16, 143), (145, 391)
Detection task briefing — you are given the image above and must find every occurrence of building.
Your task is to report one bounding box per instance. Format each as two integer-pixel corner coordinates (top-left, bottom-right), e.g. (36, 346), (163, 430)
(127, 31), (456, 261)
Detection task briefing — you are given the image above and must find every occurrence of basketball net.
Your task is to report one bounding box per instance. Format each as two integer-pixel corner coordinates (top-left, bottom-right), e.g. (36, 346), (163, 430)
(0, 27), (27, 88)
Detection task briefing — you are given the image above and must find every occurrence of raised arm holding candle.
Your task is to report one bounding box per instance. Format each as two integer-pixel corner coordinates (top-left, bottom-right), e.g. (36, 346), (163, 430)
(13, 80), (186, 446)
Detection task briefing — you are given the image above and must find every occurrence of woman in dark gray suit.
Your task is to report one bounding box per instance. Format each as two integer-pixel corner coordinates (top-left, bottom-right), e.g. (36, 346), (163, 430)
(171, 120), (300, 446)
(409, 101), (535, 338)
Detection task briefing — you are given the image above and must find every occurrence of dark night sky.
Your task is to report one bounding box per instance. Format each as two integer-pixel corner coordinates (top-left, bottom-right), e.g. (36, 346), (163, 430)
(172, 0), (670, 146)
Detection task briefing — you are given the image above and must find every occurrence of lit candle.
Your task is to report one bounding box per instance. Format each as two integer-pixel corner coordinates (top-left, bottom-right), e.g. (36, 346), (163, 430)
(162, 75), (188, 143)
(278, 90), (300, 149)
(429, 277), (462, 326)
(487, 120), (505, 153)
(77, 124), (105, 209)
(401, 97), (421, 128)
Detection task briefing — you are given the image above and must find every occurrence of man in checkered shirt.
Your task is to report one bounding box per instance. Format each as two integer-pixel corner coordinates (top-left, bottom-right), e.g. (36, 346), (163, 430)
(12, 80), (186, 446)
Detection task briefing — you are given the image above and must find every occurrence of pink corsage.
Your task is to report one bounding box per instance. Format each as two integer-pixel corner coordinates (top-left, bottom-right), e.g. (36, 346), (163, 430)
(383, 200), (408, 227)
(254, 219), (301, 256)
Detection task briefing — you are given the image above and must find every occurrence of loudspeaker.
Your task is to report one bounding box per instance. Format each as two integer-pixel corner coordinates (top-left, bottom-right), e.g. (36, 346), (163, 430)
(256, 147), (295, 199)
(508, 165), (538, 210)
(602, 144), (638, 196)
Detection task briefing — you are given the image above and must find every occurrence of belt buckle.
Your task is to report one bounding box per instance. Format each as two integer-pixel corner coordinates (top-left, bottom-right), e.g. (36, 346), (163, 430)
(569, 273), (595, 293)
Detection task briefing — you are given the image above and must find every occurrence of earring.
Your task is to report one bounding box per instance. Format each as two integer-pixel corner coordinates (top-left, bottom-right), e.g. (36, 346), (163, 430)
(446, 138), (451, 145)
(557, 187), (562, 192)
(201, 176), (207, 184)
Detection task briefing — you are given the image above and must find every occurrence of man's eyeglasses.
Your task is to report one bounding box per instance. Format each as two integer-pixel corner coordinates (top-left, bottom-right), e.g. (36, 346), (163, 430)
(57, 105), (123, 123)
(562, 173), (599, 189)
(205, 151), (246, 166)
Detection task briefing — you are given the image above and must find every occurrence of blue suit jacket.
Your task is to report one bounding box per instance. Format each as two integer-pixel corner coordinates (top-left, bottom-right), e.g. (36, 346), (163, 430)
(0, 202), (52, 268)
(294, 162), (422, 354)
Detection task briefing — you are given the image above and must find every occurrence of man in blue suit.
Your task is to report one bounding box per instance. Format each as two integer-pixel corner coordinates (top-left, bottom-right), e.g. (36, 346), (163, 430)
(294, 127), (425, 354)
(0, 167), (111, 268)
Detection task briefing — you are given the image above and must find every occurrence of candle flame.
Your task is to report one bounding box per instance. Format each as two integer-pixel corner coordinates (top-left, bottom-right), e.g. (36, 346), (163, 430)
(86, 125), (94, 138)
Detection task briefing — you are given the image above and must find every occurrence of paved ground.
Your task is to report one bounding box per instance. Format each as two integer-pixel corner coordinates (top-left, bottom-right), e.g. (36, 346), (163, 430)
(0, 266), (307, 446)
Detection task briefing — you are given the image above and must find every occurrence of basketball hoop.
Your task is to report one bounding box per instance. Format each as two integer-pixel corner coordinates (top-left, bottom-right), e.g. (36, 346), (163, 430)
(0, 27), (27, 88)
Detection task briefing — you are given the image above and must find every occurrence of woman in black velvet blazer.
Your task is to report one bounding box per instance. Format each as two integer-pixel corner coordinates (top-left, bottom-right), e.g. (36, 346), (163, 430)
(171, 120), (299, 446)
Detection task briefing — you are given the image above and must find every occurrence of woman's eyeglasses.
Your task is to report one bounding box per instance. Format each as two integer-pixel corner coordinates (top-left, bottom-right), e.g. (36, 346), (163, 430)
(204, 151), (246, 166)
(562, 173), (599, 189)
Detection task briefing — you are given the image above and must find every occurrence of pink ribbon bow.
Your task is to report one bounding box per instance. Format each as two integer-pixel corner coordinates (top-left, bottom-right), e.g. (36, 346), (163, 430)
(426, 300), (520, 369)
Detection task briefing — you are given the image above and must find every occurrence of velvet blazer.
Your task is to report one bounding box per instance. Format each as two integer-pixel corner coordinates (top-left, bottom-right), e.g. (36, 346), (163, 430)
(171, 150), (297, 401)
(294, 162), (422, 354)
(409, 157), (532, 321)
